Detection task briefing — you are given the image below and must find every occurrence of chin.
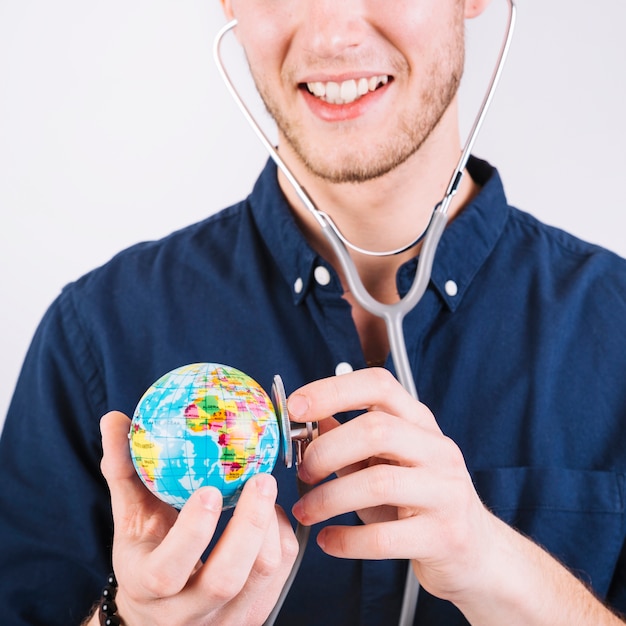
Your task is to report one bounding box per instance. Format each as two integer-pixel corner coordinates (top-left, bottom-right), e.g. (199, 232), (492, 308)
(298, 144), (420, 185)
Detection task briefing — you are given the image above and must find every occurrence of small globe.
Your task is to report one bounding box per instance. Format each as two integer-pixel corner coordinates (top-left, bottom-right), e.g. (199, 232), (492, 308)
(129, 363), (280, 509)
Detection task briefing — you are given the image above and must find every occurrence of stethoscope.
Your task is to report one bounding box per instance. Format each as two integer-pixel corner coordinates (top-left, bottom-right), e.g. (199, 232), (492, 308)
(213, 2), (517, 623)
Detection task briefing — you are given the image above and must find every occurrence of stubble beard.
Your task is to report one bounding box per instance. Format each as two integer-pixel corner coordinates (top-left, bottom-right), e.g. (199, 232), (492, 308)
(250, 25), (465, 185)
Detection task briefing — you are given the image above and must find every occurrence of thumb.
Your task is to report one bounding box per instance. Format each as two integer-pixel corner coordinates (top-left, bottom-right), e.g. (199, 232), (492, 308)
(100, 410), (154, 516)
(101, 410), (135, 479)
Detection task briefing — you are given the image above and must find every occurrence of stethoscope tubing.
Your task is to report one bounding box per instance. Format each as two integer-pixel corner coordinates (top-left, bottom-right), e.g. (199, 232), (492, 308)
(213, 1), (517, 623)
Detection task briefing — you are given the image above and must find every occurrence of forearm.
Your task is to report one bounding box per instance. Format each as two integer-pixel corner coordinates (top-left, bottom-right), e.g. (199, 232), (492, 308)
(451, 515), (624, 626)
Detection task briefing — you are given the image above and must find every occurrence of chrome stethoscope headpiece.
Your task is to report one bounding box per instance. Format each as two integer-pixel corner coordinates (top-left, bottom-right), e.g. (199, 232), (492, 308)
(272, 374), (318, 473)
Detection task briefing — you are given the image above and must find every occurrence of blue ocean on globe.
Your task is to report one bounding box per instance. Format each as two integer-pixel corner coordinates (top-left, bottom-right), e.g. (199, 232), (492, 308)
(129, 363), (280, 509)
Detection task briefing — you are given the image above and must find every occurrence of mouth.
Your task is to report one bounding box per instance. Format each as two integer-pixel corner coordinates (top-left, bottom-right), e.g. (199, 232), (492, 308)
(302, 75), (391, 106)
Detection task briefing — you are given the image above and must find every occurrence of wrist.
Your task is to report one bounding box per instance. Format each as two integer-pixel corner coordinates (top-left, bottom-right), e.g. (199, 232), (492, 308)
(449, 515), (620, 626)
(448, 514), (535, 618)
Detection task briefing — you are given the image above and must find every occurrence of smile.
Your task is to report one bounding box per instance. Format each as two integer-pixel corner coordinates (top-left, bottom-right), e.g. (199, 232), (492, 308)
(305, 75), (390, 105)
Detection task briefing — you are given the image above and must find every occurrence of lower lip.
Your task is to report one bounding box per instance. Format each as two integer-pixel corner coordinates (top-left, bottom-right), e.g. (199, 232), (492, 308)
(300, 83), (390, 123)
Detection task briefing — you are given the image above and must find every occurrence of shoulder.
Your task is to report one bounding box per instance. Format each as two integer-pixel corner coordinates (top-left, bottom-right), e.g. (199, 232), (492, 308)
(94, 201), (248, 276)
(504, 207), (626, 287)
(489, 206), (626, 353)
(470, 157), (626, 282)
(47, 200), (258, 344)
(68, 201), (251, 298)
(508, 207), (623, 259)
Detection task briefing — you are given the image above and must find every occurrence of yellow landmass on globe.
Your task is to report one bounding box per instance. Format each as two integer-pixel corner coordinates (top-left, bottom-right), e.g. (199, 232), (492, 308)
(186, 392), (239, 433)
(222, 418), (265, 481)
(130, 427), (162, 487)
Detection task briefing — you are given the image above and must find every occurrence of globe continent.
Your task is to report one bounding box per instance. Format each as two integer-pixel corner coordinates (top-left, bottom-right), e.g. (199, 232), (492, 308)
(129, 363), (280, 509)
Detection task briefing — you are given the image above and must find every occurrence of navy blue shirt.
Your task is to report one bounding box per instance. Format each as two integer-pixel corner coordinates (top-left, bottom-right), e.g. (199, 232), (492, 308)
(2, 157), (626, 625)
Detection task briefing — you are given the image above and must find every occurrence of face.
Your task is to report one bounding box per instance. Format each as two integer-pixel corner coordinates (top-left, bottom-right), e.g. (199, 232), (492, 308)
(223, 0), (475, 185)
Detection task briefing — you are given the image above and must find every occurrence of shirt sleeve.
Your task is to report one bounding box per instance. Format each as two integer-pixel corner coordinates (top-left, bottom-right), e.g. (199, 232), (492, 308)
(0, 287), (113, 625)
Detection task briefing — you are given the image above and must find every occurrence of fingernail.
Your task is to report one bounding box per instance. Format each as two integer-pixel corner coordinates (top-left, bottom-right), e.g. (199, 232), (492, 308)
(287, 393), (309, 418)
(292, 499), (305, 522)
(317, 529), (326, 551)
(199, 488), (222, 512)
(254, 473), (275, 498)
(297, 463), (311, 483)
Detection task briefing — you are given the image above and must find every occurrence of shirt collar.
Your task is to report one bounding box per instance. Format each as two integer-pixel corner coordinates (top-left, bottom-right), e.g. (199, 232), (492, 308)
(250, 156), (510, 311)
(248, 160), (320, 305)
(424, 156), (510, 312)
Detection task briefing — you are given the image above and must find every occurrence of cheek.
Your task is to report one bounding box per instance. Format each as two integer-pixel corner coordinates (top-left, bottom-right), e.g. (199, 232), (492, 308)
(373, 0), (464, 41)
(230, 0), (294, 42)
(384, 4), (465, 72)
(230, 9), (292, 78)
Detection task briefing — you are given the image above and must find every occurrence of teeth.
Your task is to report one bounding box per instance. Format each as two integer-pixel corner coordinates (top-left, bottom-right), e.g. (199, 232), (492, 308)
(325, 81), (340, 104)
(309, 82), (326, 98)
(340, 79), (358, 104)
(357, 77), (369, 96)
(306, 75), (390, 105)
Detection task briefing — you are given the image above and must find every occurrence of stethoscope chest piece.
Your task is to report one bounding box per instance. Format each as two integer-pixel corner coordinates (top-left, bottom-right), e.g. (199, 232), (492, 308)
(272, 374), (318, 471)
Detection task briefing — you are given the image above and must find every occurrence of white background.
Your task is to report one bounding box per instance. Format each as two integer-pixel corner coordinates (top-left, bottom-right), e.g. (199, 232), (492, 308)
(1, 1), (625, 432)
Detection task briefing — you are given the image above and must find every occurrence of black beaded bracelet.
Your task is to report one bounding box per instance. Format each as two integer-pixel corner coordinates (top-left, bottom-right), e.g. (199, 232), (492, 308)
(98, 572), (123, 626)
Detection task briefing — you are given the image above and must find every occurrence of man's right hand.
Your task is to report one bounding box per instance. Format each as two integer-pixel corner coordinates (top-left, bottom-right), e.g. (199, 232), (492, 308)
(96, 410), (298, 626)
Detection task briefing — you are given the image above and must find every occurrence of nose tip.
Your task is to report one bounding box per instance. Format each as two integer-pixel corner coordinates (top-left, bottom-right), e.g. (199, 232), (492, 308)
(299, 5), (369, 58)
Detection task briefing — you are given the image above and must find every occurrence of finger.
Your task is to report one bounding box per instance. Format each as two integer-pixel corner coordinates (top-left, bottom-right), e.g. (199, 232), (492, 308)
(101, 411), (157, 515)
(100, 411), (135, 481)
(249, 504), (298, 585)
(226, 506), (299, 621)
(141, 486), (223, 597)
(251, 506), (300, 613)
(102, 411), (183, 561)
(287, 368), (437, 430)
(195, 473), (281, 601)
(317, 516), (429, 561)
(250, 504), (284, 582)
(298, 411), (446, 484)
(318, 415), (341, 436)
(294, 463), (441, 526)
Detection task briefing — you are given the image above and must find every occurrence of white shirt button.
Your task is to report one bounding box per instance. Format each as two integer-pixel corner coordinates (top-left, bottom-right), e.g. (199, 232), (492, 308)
(294, 277), (304, 294)
(314, 266), (331, 286)
(335, 362), (354, 376)
(445, 280), (458, 297)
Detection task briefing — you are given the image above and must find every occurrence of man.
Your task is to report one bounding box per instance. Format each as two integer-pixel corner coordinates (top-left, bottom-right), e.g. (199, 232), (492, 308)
(1, 0), (625, 624)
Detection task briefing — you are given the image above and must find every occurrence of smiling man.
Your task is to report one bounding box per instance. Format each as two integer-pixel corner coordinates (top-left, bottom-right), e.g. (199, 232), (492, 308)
(246, 0), (466, 185)
(1, 1), (626, 625)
